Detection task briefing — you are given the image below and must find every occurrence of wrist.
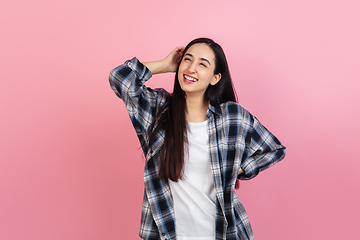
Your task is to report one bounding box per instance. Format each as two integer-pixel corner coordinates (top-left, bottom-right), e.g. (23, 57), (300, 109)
(143, 60), (165, 75)
(158, 59), (170, 73)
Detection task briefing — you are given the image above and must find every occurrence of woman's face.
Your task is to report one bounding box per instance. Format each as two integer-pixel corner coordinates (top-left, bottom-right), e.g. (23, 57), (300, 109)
(177, 43), (221, 98)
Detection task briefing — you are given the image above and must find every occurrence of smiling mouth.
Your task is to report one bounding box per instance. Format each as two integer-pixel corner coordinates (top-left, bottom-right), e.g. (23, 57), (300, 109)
(184, 75), (198, 82)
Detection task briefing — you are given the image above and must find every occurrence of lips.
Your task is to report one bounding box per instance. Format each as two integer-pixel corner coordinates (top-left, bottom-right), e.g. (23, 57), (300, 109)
(183, 74), (198, 84)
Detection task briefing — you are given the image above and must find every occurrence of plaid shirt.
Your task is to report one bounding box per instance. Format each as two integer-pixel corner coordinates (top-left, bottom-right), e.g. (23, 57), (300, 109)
(109, 58), (286, 240)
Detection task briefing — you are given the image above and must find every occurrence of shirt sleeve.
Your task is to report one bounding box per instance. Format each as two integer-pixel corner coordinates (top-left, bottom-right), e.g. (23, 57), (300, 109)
(239, 115), (286, 180)
(109, 57), (169, 143)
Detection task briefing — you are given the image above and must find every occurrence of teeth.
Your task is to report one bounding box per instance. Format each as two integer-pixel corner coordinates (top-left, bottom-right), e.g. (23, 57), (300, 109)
(184, 75), (197, 82)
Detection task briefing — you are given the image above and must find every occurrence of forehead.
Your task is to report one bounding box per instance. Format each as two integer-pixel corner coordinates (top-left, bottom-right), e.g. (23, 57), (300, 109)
(185, 43), (215, 63)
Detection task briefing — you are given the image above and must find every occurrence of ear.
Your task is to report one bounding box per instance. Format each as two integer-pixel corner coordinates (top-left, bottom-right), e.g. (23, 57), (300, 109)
(210, 73), (221, 86)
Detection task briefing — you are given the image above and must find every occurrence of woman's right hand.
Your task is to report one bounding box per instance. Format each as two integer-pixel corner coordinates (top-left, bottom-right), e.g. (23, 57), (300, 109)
(143, 46), (185, 75)
(162, 46), (185, 73)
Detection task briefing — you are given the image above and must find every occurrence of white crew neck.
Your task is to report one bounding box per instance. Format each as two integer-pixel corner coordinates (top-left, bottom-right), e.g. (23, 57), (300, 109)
(186, 119), (208, 124)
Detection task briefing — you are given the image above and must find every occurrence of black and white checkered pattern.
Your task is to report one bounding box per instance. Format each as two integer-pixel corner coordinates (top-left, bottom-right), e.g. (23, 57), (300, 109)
(109, 57), (286, 240)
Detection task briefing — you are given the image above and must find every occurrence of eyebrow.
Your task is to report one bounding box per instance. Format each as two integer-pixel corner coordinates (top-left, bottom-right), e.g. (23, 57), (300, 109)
(185, 53), (211, 65)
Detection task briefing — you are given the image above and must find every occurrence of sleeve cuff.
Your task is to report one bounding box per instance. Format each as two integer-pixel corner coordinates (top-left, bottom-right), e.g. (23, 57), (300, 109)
(239, 160), (257, 180)
(125, 57), (152, 83)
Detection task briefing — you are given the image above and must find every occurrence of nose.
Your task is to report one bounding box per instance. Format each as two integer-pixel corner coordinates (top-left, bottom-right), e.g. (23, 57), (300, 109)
(188, 62), (196, 73)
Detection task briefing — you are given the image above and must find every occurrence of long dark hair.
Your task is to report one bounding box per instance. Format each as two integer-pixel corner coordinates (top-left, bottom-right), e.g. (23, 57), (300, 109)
(146, 38), (237, 182)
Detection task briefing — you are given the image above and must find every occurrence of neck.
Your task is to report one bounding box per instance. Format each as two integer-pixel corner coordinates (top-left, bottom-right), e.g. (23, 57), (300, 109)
(185, 94), (209, 123)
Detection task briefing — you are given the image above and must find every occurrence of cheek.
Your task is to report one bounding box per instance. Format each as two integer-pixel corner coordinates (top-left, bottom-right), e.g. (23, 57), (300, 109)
(199, 70), (214, 83)
(178, 61), (188, 72)
(177, 72), (185, 86)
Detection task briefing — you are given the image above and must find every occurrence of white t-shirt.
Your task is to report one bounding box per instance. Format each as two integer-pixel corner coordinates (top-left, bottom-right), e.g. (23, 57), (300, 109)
(169, 120), (216, 240)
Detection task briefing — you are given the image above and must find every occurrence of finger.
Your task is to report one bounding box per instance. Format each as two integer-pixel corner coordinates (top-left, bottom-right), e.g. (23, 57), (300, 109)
(175, 46), (185, 53)
(176, 47), (185, 58)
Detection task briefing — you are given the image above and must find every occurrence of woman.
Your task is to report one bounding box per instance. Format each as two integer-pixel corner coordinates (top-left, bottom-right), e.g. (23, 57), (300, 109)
(109, 38), (286, 240)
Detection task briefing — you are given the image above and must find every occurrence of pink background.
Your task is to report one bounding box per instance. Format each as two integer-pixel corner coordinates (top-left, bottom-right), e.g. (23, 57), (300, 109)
(1, 0), (359, 239)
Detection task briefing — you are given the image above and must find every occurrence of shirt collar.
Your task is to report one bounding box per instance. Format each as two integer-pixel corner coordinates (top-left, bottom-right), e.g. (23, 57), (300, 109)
(206, 103), (222, 118)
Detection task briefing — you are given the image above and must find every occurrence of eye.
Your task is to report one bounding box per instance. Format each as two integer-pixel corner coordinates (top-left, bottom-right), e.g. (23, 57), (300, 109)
(184, 57), (191, 61)
(200, 63), (207, 67)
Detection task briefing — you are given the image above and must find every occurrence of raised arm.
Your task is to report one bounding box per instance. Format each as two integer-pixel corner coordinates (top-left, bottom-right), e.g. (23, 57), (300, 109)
(143, 46), (184, 74)
(108, 46), (185, 147)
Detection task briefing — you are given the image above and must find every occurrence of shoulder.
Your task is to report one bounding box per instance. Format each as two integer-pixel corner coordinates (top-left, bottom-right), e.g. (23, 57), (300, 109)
(219, 101), (252, 118)
(153, 87), (170, 103)
(214, 102), (255, 130)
